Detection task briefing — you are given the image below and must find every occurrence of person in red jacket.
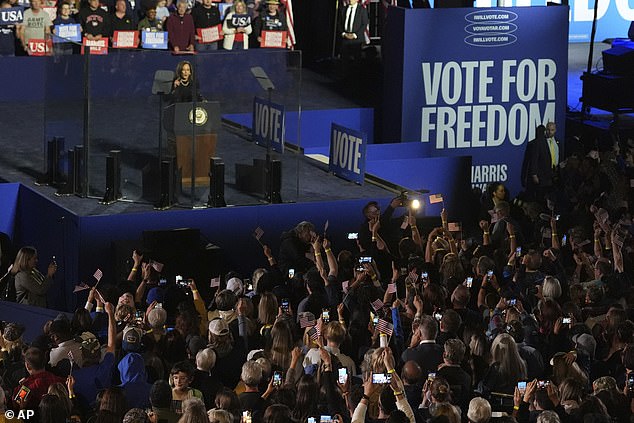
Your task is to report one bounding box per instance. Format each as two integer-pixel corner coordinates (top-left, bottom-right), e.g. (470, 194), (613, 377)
(165, 0), (195, 52)
(12, 348), (63, 411)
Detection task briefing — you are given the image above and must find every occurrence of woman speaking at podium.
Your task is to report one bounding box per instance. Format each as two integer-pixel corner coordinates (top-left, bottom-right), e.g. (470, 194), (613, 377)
(171, 61), (204, 103)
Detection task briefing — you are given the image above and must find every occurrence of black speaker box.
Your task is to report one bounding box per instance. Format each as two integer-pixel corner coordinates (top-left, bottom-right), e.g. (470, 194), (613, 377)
(602, 45), (634, 75)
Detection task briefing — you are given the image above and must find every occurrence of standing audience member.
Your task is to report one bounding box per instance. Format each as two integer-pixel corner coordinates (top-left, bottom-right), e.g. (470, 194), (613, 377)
(166, 0), (195, 52)
(78, 0), (112, 40)
(17, 0), (52, 54)
(12, 246), (57, 307)
(191, 0), (220, 51)
(221, 0), (251, 50)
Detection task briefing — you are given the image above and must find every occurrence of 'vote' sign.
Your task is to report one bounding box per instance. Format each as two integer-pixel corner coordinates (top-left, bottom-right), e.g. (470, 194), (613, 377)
(253, 97), (285, 154)
(329, 123), (366, 185)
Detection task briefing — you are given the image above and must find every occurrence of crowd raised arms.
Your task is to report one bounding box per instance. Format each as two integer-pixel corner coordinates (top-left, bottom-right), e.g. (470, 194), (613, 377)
(1, 137), (634, 423)
(2, 0), (292, 55)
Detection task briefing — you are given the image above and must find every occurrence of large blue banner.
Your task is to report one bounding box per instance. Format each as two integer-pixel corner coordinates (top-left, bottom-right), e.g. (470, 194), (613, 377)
(253, 97), (285, 154)
(471, 0), (633, 42)
(329, 123), (367, 185)
(384, 6), (568, 196)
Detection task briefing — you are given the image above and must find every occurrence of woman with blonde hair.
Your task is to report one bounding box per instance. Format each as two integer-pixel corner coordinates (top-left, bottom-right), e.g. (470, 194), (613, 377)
(478, 333), (527, 396)
(222, 0), (252, 50)
(541, 276), (562, 301)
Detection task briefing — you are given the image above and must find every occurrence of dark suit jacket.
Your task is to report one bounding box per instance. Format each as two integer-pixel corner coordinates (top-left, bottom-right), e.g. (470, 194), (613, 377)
(339, 3), (368, 41)
(524, 136), (556, 187)
(401, 341), (443, 377)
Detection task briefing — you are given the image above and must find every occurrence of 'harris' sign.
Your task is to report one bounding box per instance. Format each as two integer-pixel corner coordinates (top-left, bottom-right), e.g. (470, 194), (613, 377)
(329, 123), (366, 185)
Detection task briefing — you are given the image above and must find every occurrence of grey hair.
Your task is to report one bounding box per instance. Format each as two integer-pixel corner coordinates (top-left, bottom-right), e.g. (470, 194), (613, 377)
(241, 360), (263, 387)
(536, 411), (561, 423)
(196, 348), (217, 372)
(467, 397), (492, 423)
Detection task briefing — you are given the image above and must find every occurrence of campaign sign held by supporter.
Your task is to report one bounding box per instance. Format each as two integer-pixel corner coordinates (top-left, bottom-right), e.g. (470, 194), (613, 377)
(53, 23), (82, 43)
(329, 123), (366, 185)
(81, 37), (108, 54)
(196, 24), (223, 43)
(260, 30), (286, 48)
(142, 30), (168, 49)
(0, 7), (24, 25)
(253, 97), (285, 154)
(112, 30), (139, 48)
(230, 13), (250, 28)
(27, 38), (52, 55)
(382, 6), (567, 196)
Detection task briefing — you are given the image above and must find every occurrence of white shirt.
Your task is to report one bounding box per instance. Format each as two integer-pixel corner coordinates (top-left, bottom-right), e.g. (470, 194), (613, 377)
(344, 4), (358, 34)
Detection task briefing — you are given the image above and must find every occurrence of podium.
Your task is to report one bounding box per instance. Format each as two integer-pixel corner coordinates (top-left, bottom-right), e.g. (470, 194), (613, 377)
(164, 101), (221, 186)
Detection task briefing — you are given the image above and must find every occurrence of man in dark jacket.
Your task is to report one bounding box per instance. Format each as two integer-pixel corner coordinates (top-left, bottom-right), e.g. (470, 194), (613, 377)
(278, 221), (315, 277)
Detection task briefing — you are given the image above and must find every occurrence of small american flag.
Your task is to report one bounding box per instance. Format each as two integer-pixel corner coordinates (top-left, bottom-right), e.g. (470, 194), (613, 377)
(210, 276), (221, 288)
(307, 327), (319, 341)
(150, 260), (164, 273)
(376, 319), (394, 336)
(429, 194), (444, 204)
(371, 298), (384, 311)
(93, 268), (103, 282)
(324, 220), (329, 233)
(73, 282), (90, 293)
(386, 283), (396, 294)
(253, 226), (264, 241)
(342, 280), (349, 293)
(299, 312), (316, 328)
(408, 270), (418, 283)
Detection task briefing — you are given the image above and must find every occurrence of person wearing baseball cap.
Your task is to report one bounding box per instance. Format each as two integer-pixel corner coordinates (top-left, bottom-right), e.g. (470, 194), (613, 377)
(207, 318), (245, 389)
(252, 0), (288, 46)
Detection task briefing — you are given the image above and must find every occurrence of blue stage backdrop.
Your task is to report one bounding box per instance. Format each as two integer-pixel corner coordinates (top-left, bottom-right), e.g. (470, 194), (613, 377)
(383, 6), (568, 197)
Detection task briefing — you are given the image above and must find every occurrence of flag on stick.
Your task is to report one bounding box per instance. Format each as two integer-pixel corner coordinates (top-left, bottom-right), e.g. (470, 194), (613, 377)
(371, 298), (384, 311)
(73, 282), (90, 293)
(376, 318), (394, 336)
(93, 268), (103, 282)
(150, 260), (164, 273)
(299, 312), (316, 328)
(429, 194), (444, 204)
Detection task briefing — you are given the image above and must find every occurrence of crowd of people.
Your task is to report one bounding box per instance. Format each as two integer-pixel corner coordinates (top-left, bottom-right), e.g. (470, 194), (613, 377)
(1, 127), (634, 423)
(0, 0), (291, 56)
